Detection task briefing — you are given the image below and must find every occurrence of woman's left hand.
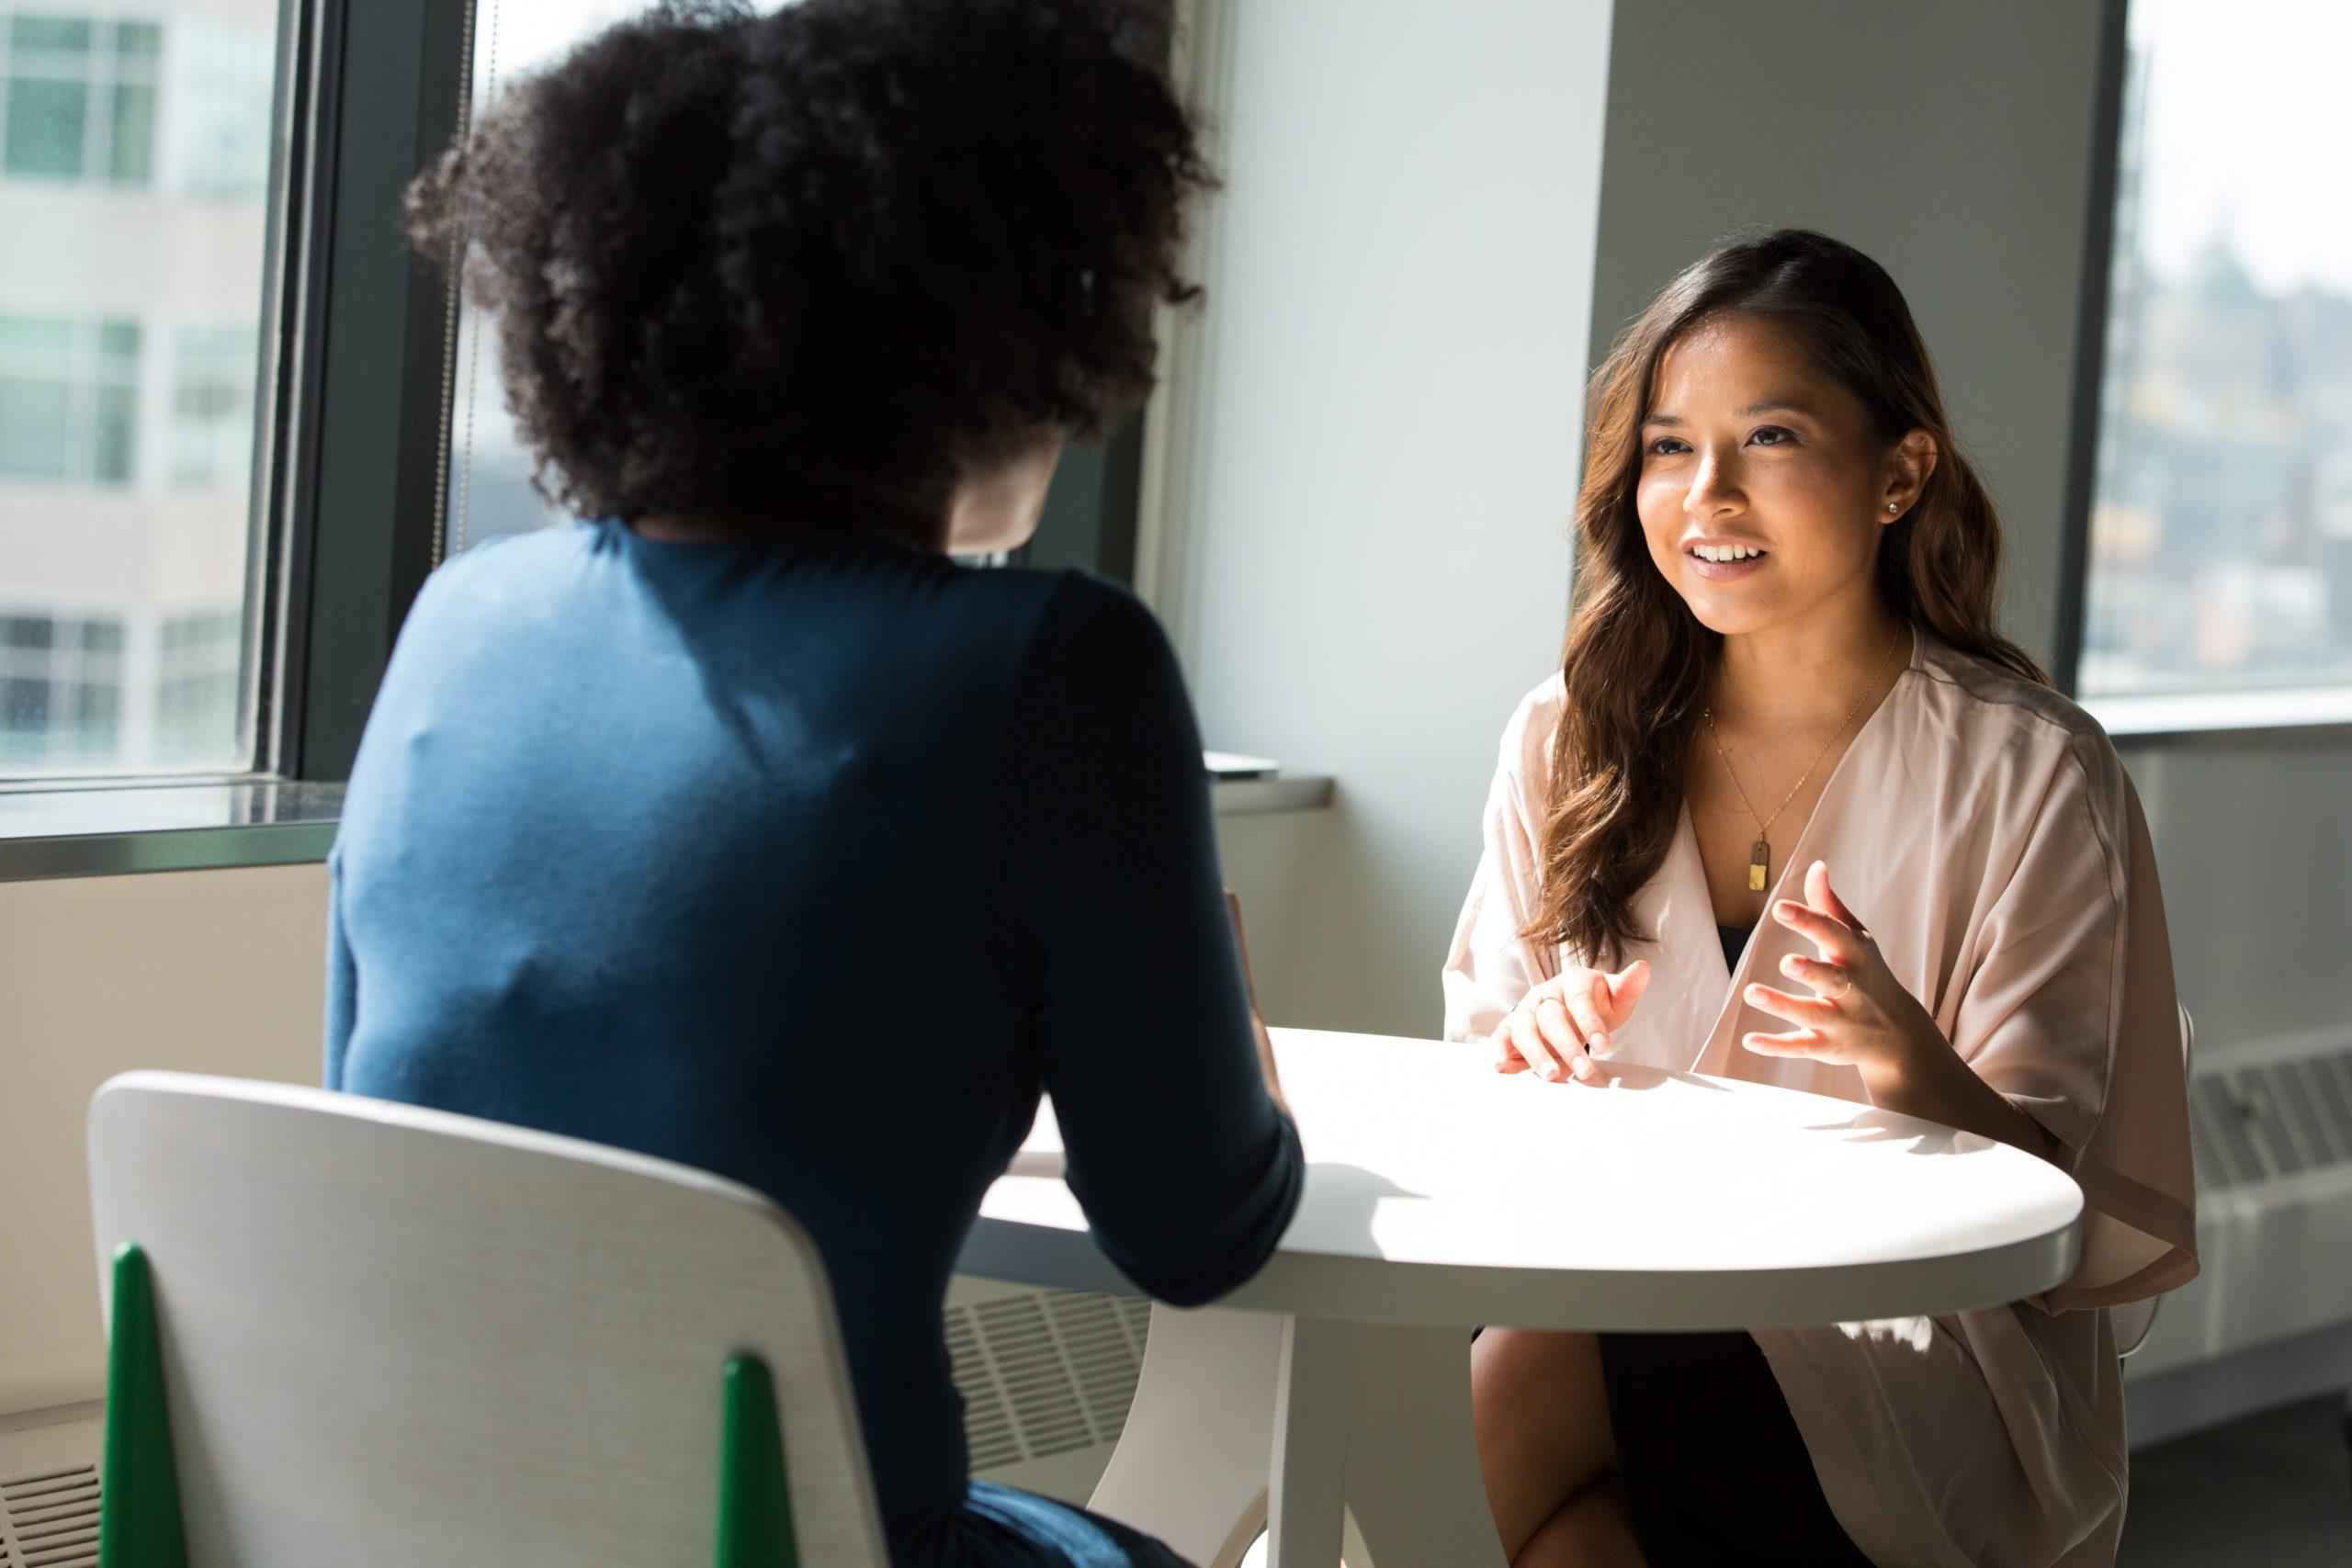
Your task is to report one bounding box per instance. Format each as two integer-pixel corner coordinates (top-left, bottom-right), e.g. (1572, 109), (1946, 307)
(1740, 861), (1944, 1083)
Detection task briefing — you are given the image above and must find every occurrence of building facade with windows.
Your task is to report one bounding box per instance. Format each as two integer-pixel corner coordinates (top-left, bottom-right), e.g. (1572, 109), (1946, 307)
(0, 2), (274, 776)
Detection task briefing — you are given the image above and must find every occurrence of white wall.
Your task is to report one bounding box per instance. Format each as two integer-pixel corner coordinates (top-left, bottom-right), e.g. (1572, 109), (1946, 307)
(0, 864), (329, 1416)
(1153, 0), (1615, 1036)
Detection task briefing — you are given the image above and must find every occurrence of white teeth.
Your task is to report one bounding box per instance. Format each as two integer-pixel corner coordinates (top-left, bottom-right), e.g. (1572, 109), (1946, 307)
(1693, 544), (1764, 563)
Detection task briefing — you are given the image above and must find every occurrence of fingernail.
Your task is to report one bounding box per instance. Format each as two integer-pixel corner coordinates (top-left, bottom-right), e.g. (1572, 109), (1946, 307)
(1591, 1032), (1607, 1051)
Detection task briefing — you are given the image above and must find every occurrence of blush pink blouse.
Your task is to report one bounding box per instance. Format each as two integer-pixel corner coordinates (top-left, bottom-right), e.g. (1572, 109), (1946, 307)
(1442, 629), (2199, 1568)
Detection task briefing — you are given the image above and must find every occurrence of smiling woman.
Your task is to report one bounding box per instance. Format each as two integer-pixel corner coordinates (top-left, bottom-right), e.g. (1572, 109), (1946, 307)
(1442, 230), (2198, 1568)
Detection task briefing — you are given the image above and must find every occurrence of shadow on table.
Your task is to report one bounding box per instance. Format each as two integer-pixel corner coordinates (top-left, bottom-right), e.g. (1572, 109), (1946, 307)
(1798, 1107), (1993, 1156)
(1575, 1060), (1730, 1093)
(1296, 1160), (1426, 1252)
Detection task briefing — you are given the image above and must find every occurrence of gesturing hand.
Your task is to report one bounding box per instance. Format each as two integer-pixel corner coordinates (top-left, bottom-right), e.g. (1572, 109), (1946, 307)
(1496, 959), (1652, 1084)
(1740, 861), (1944, 1082)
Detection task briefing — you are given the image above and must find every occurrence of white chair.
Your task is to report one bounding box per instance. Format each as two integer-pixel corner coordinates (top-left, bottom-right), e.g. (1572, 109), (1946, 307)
(2115, 1002), (2196, 1360)
(85, 1070), (888, 1568)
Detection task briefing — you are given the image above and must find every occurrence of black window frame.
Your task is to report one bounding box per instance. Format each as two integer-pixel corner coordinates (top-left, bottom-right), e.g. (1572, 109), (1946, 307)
(270, 0), (469, 781)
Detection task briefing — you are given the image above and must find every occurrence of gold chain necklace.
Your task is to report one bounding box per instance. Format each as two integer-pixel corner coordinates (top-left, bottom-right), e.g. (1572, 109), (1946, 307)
(1702, 638), (1906, 894)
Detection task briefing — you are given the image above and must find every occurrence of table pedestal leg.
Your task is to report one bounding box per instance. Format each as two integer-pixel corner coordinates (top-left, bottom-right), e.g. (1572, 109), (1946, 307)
(1268, 1316), (1352, 1568)
(1089, 1303), (1284, 1568)
(1087, 1308), (1505, 1568)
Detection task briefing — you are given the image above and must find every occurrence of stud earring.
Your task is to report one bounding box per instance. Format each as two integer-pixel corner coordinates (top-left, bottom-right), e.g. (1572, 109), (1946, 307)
(1887, 502), (1900, 513)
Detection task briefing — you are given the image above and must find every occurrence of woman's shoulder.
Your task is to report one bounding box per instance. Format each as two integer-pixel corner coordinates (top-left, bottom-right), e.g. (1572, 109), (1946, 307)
(1484, 671), (1568, 802)
(1911, 633), (2131, 807)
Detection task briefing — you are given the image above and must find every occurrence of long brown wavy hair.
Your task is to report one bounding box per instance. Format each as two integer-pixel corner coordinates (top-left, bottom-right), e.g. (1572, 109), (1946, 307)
(1528, 229), (2048, 969)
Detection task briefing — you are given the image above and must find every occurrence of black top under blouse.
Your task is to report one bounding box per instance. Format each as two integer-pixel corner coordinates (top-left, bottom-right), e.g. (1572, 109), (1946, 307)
(1718, 922), (1753, 975)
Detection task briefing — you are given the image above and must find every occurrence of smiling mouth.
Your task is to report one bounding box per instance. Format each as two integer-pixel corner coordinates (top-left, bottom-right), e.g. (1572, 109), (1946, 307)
(1686, 544), (1768, 564)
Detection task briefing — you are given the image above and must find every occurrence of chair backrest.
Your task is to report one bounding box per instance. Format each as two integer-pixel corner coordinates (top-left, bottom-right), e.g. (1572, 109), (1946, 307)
(86, 1071), (889, 1568)
(2114, 1002), (2196, 1360)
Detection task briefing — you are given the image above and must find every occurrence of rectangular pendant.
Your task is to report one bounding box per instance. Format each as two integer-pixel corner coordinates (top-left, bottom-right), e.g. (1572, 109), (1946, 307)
(1748, 840), (1770, 893)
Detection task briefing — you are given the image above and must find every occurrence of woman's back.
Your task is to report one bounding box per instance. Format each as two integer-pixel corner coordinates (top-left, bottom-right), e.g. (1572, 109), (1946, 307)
(327, 519), (1303, 1556)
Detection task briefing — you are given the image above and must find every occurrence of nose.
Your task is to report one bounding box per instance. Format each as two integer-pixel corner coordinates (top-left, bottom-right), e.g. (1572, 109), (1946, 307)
(1682, 446), (1745, 521)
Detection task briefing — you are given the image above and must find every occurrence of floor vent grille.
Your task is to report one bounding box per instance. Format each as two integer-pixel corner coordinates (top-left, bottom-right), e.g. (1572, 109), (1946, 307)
(0, 1464), (101, 1568)
(2188, 1044), (2352, 1190)
(946, 1291), (1151, 1471)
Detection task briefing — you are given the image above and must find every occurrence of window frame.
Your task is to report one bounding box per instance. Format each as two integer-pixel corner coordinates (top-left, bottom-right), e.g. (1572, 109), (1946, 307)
(269, 0), (469, 781)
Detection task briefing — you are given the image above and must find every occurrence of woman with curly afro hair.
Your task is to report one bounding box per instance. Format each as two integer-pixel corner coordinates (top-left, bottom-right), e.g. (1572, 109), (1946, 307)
(324, 3), (1302, 1563)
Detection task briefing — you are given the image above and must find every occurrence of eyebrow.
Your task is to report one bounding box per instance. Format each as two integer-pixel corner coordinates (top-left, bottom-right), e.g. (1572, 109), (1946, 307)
(1640, 399), (1815, 428)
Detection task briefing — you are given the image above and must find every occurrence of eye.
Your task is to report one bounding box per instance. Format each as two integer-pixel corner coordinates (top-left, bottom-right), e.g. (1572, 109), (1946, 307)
(1748, 425), (1798, 446)
(1645, 435), (1690, 457)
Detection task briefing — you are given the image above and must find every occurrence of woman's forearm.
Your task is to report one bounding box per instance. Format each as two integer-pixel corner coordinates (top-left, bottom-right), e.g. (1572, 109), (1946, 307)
(1860, 1039), (2057, 1164)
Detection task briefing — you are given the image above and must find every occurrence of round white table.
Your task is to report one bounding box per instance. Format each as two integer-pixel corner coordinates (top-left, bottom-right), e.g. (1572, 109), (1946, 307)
(958, 1028), (2084, 1568)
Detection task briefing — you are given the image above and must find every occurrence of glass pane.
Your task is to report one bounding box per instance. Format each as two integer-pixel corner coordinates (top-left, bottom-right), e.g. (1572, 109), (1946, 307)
(92, 383), (139, 483)
(2085, 0), (2352, 696)
(2, 676), (52, 727)
(173, 16), (274, 197)
(10, 17), (94, 52)
(0, 0), (286, 778)
(4, 76), (90, 179)
(0, 316), (74, 360)
(108, 82), (158, 183)
(0, 373), (71, 479)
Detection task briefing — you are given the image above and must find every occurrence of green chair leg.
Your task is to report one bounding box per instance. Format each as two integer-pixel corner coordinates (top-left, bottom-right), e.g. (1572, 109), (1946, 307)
(717, 1354), (797, 1568)
(100, 1243), (188, 1568)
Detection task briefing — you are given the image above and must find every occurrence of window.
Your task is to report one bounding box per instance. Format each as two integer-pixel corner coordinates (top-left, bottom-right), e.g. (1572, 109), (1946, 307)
(170, 322), (256, 489)
(0, 15), (160, 185)
(153, 605), (240, 761)
(2082, 0), (2352, 701)
(0, 314), (140, 484)
(0, 606), (125, 767)
(0, 1), (281, 782)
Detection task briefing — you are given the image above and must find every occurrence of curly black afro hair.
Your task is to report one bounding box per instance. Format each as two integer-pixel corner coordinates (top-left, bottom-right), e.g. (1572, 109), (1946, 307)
(407, 0), (1212, 533)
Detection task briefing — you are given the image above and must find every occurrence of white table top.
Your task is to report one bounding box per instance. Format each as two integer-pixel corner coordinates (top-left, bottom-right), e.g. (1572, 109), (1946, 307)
(960, 1027), (2085, 1331)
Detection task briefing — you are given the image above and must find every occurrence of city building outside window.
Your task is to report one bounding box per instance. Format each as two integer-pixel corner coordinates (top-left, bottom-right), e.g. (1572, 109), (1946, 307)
(0, 1), (279, 781)
(0, 15), (160, 185)
(0, 606), (125, 769)
(169, 322), (254, 489)
(2083, 0), (2352, 704)
(0, 314), (140, 484)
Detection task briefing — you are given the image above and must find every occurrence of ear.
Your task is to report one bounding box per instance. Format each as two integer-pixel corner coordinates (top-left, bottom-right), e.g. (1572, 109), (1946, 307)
(1883, 429), (1939, 522)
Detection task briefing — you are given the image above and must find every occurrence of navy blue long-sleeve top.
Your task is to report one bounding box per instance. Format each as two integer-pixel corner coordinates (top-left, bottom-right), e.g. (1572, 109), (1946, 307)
(325, 519), (1304, 1554)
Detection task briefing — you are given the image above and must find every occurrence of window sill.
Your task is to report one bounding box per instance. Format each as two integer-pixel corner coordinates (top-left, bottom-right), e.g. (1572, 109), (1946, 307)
(0, 769), (1333, 884)
(2083, 686), (2352, 748)
(0, 779), (345, 884)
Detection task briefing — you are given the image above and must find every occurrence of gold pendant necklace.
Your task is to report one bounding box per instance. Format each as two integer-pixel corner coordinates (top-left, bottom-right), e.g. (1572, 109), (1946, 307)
(1702, 638), (1906, 894)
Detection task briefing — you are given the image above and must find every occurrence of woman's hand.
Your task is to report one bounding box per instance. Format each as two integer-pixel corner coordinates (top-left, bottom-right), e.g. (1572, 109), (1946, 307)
(1496, 960), (1651, 1084)
(1743, 861), (2061, 1161)
(1740, 861), (1944, 1085)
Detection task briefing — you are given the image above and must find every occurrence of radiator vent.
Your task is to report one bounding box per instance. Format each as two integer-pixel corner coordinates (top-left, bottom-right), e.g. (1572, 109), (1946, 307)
(946, 1291), (1151, 1472)
(0, 1465), (100, 1568)
(2188, 1045), (2352, 1190)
